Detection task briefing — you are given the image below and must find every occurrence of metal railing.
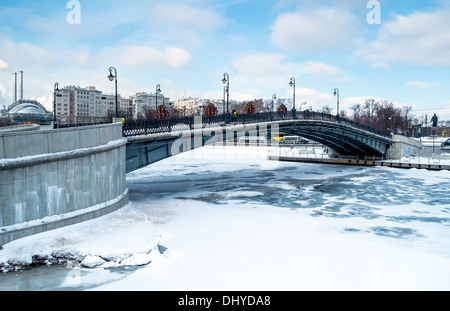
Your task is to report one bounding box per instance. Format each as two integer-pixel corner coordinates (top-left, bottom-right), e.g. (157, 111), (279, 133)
(122, 111), (392, 139)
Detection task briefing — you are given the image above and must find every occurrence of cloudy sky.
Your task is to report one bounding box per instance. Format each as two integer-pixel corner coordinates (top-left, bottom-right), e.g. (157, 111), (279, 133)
(1, 0), (450, 121)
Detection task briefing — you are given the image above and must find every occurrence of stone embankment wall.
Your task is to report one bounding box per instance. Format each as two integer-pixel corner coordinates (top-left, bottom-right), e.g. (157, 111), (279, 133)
(387, 135), (423, 159)
(0, 123), (128, 246)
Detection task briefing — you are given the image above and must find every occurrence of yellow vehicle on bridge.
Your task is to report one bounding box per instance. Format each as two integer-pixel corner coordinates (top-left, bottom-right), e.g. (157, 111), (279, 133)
(271, 132), (285, 141)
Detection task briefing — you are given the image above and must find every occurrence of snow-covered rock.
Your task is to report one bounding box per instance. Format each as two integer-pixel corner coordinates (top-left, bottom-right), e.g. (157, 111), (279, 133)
(81, 255), (106, 268)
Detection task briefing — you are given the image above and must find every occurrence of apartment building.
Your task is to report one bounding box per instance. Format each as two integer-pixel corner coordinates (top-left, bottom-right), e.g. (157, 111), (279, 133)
(55, 86), (123, 124)
(174, 97), (224, 116)
(54, 85), (171, 123)
(130, 92), (170, 119)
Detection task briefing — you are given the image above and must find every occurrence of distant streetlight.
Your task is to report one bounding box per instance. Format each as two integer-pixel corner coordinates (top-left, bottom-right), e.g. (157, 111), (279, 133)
(222, 73), (229, 114)
(333, 88), (340, 117)
(156, 84), (161, 109)
(222, 86), (226, 114)
(53, 82), (59, 122)
(289, 77), (296, 111)
(272, 94), (277, 111)
(299, 102), (307, 111)
(107, 67), (118, 118)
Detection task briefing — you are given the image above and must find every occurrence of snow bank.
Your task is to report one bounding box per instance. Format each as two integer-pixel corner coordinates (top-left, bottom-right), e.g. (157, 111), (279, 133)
(0, 202), (162, 272)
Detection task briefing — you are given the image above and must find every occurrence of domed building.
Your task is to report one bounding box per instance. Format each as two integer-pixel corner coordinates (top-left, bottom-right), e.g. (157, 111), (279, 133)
(8, 100), (53, 125)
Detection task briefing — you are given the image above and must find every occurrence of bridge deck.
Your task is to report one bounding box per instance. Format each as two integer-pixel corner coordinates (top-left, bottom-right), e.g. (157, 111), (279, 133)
(122, 111), (392, 140)
(123, 111), (393, 173)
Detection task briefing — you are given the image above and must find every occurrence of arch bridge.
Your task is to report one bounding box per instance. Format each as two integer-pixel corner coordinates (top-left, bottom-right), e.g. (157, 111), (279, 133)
(124, 111), (393, 173)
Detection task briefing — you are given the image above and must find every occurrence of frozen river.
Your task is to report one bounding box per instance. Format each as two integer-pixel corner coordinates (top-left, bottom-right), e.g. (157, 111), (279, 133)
(1, 145), (450, 290)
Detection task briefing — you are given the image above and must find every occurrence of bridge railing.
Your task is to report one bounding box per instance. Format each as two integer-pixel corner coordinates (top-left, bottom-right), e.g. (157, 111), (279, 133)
(119, 110), (392, 139)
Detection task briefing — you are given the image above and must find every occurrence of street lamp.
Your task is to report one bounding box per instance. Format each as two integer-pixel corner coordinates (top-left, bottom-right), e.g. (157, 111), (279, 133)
(222, 73), (229, 114)
(223, 85), (226, 114)
(53, 82), (59, 122)
(107, 67), (118, 118)
(156, 84), (161, 109)
(333, 88), (340, 117)
(272, 94), (277, 111)
(289, 77), (296, 111)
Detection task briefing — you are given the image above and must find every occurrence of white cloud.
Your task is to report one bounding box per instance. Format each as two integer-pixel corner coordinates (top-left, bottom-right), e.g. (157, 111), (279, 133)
(226, 52), (350, 106)
(151, 4), (228, 31)
(0, 83), (8, 106)
(299, 61), (348, 81)
(0, 59), (9, 71)
(165, 48), (194, 69)
(0, 38), (56, 71)
(32, 94), (53, 112)
(149, 4), (228, 45)
(106, 45), (192, 70)
(296, 88), (333, 111)
(270, 6), (359, 52)
(354, 10), (450, 67)
(0, 38), (60, 108)
(231, 53), (287, 75)
(231, 52), (348, 81)
(61, 50), (92, 68)
(406, 80), (436, 89)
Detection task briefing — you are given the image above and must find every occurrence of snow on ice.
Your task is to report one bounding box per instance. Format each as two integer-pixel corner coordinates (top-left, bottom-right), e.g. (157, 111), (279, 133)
(1, 145), (450, 290)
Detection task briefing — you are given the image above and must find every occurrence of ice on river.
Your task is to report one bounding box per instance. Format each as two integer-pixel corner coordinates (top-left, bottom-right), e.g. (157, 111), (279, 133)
(1, 145), (450, 290)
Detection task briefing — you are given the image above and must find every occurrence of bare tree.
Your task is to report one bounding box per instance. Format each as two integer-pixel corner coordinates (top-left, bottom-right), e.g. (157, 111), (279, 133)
(0, 118), (16, 127)
(351, 98), (415, 135)
(141, 106), (155, 120)
(321, 105), (334, 114)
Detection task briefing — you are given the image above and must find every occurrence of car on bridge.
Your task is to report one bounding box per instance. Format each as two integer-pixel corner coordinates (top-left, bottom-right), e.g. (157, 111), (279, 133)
(441, 138), (450, 150)
(281, 136), (309, 145)
(271, 132), (285, 142)
(238, 136), (267, 145)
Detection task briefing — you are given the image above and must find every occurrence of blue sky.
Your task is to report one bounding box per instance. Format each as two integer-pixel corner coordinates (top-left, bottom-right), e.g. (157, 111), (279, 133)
(1, 0), (450, 121)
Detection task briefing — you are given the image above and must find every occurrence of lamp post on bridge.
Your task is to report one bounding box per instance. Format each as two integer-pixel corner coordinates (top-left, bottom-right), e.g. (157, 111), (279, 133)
(333, 88), (340, 118)
(272, 94), (277, 112)
(271, 94), (277, 120)
(53, 82), (59, 123)
(107, 67), (118, 118)
(289, 77), (296, 118)
(156, 84), (161, 110)
(222, 73), (229, 114)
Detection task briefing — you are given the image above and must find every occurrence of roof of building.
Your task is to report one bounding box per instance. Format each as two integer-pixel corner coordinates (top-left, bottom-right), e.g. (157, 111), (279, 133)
(8, 100), (50, 116)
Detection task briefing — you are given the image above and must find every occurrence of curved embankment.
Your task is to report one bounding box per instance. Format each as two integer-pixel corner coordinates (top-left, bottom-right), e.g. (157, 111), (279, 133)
(0, 123), (128, 247)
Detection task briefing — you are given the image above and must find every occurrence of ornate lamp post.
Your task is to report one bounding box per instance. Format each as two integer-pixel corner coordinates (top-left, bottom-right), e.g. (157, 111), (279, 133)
(156, 84), (161, 109)
(53, 82), (59, 122)
(272, 94), (277, 111)
(289, 77), (296, 118)
(289, 77), (296, 111)
(222, 73), (229, 114)
(107, 67), (118, 118)
(333, 88), (340, 117)
(223, 86), (226, 114)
